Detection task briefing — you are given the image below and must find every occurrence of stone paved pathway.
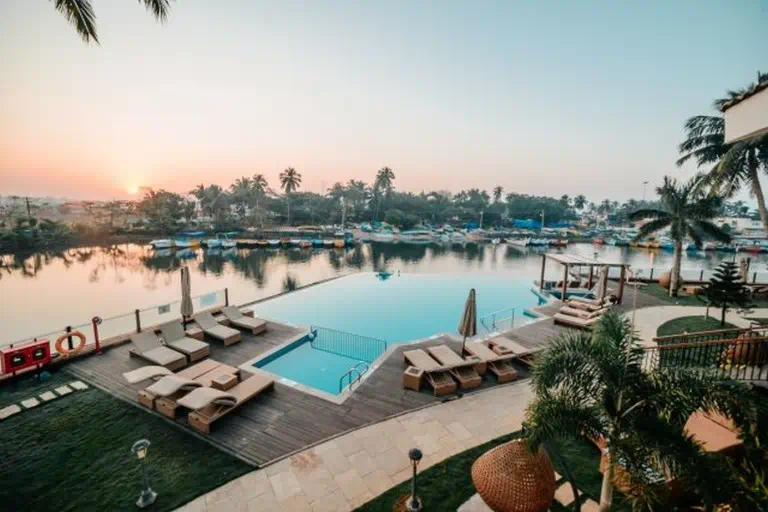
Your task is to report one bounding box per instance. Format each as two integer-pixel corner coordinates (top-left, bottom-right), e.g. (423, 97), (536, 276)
(177, 381), (534, 512)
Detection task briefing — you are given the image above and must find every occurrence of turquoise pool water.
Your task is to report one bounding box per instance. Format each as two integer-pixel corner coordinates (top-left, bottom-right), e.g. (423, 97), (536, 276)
(251, 272), (542, 396)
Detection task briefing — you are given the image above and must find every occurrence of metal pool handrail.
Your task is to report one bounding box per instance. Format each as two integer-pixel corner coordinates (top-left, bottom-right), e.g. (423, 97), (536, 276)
(309, 326), (387, 363)
(339, 361), (370, 393)
(479, 307), (517, 333)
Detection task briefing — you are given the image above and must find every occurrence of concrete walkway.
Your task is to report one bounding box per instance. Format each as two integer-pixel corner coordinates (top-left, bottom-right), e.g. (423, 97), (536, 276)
(177, 382), (534, 512)
(627, 305), (767, 345)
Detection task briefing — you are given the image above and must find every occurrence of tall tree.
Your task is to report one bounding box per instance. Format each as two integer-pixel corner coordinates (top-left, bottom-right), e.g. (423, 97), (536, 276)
(53, 0), (172, 44)
(492, 186), (504, 204)
(698, 262), (754, 326)
(629, 175), (730, 296)
(526, 312), (759, 511)
(251, 174), (269, 227)
(229, 176), (253, 219)
(677, 72), (768, 234)
(373, 167), (395, 222)
(574, 194), (587, 210)
(279, 167), (302, 225)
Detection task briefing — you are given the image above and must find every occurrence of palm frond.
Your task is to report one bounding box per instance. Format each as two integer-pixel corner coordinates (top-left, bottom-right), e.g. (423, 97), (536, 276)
(525, 392), (606, 449)
(627, 209), (671, 222)
(635, 218), (673, 240)
(691, 220), (731, 243)
(140, 0), (172, 23)
(53, 0), (98, 44)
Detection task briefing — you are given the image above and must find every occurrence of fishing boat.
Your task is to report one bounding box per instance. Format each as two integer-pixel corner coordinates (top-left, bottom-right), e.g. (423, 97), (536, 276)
(490, 238), (502, 246)
(658, 238), (674, 251)
(400, 230), (433, 244)
(548, 239), (568, 247)
(289, 239), (301, 246)
(268, 240), (281, 247)
(509, 238), (530, 247)
(592, 237), (604, 245)
(716, 243), (737, 252)
(614, 237), (630, 247)
(702, 241), (717, 251)
(529, 238), (549, 246)
(370, 229), (395, 242)
(465, 229), (486, 243)
(280, 237), (291, 246)
(150, 239), (174, 249)
(299, 240), (312, 249)
(360, 223), (374, 233)
(206, 232), (237, 249)
(256, 240), (269, 248)
(174, 231), (205, 248)
(323, 240), (334, 247)
(312, 239), (324, 247)
(334, 239), (345, 248)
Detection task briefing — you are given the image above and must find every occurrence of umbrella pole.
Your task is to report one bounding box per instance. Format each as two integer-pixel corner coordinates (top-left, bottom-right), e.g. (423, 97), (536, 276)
(461, 335), (467, 355)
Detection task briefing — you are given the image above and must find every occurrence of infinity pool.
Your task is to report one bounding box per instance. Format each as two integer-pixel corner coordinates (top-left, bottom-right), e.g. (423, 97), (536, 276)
(250, 272), (542, 396)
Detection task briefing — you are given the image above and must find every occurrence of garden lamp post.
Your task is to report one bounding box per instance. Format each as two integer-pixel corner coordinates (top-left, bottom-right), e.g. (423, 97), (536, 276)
(406, 448), (423, 512)
(131, 439), (157, 508)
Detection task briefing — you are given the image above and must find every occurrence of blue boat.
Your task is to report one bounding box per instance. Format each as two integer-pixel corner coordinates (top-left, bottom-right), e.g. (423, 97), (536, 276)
(312, 239), (324, 247)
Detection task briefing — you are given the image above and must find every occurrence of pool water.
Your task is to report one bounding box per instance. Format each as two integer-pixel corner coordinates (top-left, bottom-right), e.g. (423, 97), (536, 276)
(250, 272), (542, 396)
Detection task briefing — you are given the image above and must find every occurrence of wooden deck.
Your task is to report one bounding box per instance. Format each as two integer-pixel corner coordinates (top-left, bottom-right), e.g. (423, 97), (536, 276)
(65, 324), (531, 467)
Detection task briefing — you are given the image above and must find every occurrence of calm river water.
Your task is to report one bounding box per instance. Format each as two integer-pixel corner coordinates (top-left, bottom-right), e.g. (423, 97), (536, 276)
(2, 242), (766, 342)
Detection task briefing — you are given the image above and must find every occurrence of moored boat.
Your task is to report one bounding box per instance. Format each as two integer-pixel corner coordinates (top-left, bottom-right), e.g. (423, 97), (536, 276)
(312, 239), (324, 247)
(509, 238), (530, 247)
(299, 240), (312, 249)
(323, 240), (334, 247)
(268, 240), (281, 247)
(174, 231), (205, 248)
(400, 230), (433, 244)
(150, 239), (174, 249)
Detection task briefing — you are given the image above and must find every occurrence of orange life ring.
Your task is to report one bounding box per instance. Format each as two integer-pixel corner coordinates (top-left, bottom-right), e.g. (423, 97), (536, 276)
(55, 331), (86, 356)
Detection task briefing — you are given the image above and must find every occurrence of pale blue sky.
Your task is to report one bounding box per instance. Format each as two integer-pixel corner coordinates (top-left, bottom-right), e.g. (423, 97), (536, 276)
(0, 1), (766, 201)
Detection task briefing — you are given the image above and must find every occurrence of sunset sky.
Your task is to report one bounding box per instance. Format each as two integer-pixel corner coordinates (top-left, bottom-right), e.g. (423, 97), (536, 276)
(1, 1), (765, 202)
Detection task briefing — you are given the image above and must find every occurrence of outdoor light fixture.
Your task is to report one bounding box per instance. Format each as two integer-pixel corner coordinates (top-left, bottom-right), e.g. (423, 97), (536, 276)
(131, 439), (157, 508)
(406, 448), (423, 512)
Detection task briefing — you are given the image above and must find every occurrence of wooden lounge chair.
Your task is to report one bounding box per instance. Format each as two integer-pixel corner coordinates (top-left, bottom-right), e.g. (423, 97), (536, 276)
(554, 312), (600, 330)
(129, 331), (187, 371)
(559, 305), (607, 320)
(123, 359), (221, 410)
(427, 345), (482, 389)
(153, 363), (240, 418)
(193, 311), (242, 345)
(569, 295), (605, 307)
(485, 337), (537, 366)
(178, 369), (275, 433)
(567, 299), (608, 312)
(402, 349), (458, 396)
(159, 321), (210, 362)
(221, 306), (267, 335)
(463, 343), (518, 383)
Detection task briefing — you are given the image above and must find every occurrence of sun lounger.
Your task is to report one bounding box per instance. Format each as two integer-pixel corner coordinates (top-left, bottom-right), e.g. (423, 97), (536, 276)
(129, 331), (187, 371)
(427, 345), (482, 389)
(193, 311), (242, 345)
(559, 305), (607, 320)
(463, 343), (518, 383)
(567, 299), (609, 312)
(179, 370), (275, 433)
(569, 295), (605, 307)
(221, 306), (267, 335)
(123, 359), (221, 410)
(485, 337), (538, 365)
(160, 321), (210, 362)
(402, 349), (458, 396)
(554, 312), (601, 329)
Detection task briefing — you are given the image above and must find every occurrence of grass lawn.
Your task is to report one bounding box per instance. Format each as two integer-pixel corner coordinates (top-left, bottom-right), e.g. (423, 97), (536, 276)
(355, 432), (631, 512)
(0, 371), (251, 512)
(656, 315), (738, 337)
(643, 283), (768, 308)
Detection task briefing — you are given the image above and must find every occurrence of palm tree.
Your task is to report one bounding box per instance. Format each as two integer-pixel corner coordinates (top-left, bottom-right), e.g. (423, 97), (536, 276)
(492, 186), (504, 204)
(677, 72), (768, 233)
(251, 174), (269, 227)
(373, 167), (395, 221)
(574, 194), (587, 210)
(53, 0), (172, 44)
(279, 168), (302, 225)
(229, 177), (253, 219)
(629, 175), (730, 296)
(525, 312), (757, 511)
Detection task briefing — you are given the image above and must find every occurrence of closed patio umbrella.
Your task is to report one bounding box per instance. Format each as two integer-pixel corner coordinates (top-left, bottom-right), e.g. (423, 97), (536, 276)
(181, 266), (193, 328)
(458, 288), (477, 354)
(595, 265), (608, 302)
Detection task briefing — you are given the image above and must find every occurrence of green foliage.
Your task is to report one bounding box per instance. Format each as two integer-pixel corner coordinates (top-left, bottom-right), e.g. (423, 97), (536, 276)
(525, 311), (762, 509)
(698, 262), (755, 326)
(139, 189), (192, 234)
(656, 315), (737, 337)
(53, 0), (172, 45)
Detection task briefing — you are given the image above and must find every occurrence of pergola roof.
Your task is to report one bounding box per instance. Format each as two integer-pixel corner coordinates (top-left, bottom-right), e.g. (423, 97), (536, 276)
(543, 253), (627, 267)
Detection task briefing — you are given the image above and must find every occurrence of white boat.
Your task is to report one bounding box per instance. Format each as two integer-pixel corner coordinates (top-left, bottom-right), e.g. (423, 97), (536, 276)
(370, 230), (395, 242)
(268, 240), (281, 247)
(491, 238), (502, 245)
(400, 230), (433, 244)
(206, 232), (237, 249)
(323, 240), (334, 247)
(174, 231), (205, 248)
(449, 232), (466, 243)
(150, 239), (174, 249)
(509, 238), (530, 247)
(465, 229), (486, 243)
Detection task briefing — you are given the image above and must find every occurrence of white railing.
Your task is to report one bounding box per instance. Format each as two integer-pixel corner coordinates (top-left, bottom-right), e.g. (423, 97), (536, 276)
(479, 307), (517, 333)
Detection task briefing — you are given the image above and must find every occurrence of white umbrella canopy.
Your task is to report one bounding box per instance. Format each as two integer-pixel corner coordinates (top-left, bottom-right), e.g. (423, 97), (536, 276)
(458, 288), (477, 353)
(180, 267), (193, 327)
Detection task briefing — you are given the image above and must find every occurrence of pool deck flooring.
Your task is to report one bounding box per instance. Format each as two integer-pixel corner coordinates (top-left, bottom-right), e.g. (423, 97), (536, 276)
(64, 285), (664, 468)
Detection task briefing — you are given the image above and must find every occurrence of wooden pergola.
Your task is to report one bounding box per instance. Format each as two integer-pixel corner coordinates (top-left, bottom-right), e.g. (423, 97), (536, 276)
(539, 253), (630, 304)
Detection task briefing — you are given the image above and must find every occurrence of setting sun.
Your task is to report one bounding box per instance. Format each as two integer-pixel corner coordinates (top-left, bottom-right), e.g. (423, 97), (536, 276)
(125, 184), (139, 195)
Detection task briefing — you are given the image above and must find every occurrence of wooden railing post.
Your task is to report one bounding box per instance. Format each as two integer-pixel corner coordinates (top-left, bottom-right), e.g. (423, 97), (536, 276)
(225, 288), (229, 307)
(66, 325), (73, 350)
(135, 309), (142, 332)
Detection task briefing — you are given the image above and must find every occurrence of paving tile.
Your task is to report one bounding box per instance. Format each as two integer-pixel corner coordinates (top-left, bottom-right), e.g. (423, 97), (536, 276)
(347, 489), (374, 510)
(54, 385), (73, 396)
(446, 421), (473, 441)
(554, 482), (578, 506)
(314, 440), (339, 456)
(206, 479), (244, 507)
(295, 466), (339, 500)
(319, 447), (351, 476)
(310, 489), (350, 512)
(277, 493), (312, 510)
(412, 433), (441, 456)
(0, 405), (21, 420)
(21, 398), (40, 409)
(207, 497), (247, 512)
(265, 458), (291, 477)
(176, 495), (208, 512)
(335, 434), (364, 457)
(373, 447), (411, 477)
(290, 450), (323, 474)
(422, 420), (451, 440)
(362, 469), (393, 497)
(362, 433), (393, 456)
(69, 380), (89, 390)
(39, 391), (57, 402)
(348, 450), (377, 477)
(334, 469), (367, 501)
(240, 470), (271, 500)
(269, 470), (303, 501)
(390, 430), (419, 455)
(457, 493), (493, 512)
(391, 468), (412, 485)
(246, 491), (279, 512)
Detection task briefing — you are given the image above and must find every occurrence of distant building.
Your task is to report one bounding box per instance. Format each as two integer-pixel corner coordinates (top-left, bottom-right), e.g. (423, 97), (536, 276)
(721, 80), (768, 144)
(713, 216), (763, 236)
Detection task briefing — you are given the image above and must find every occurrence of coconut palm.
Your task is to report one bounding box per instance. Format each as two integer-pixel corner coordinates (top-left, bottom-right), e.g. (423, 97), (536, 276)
(629, 175), (730, 296)
(229, 177), (253, 219)
(251, 174), (269, 227)
(574, 194), (587, 210)
(677, 72), (768, 233)
(525, 311), (758, 511)
(53, 0), (172, 44)
(279, 167), (302, 226)
(373, 167), (395, 221)
(493, 186), (504, 203)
